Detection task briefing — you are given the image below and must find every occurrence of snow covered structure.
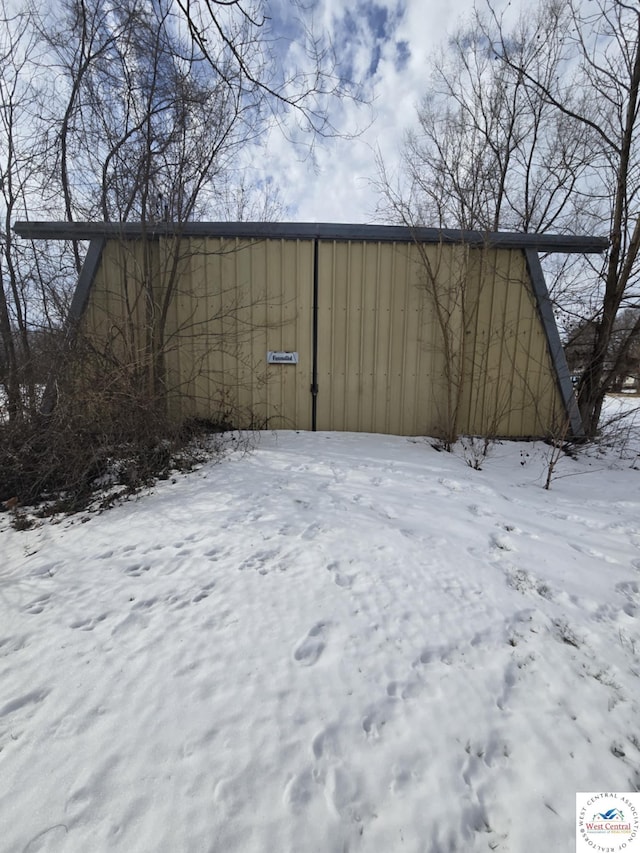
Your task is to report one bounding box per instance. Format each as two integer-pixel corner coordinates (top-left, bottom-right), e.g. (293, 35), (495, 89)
(14, 222), (608, 438)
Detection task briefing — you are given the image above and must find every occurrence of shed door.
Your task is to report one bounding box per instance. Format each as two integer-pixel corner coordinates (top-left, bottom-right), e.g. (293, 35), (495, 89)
(314, 239), (433, 435)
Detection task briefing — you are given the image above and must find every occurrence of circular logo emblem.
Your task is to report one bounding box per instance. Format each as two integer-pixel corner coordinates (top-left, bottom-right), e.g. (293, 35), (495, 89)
(577, 793), (640, 851)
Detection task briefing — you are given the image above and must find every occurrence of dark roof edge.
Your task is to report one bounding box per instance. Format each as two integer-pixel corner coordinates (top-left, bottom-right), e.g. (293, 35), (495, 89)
(13, 221), (609, 254)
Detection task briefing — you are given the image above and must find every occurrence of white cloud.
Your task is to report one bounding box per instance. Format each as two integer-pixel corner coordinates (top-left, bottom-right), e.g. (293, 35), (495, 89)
(249, 0), (518, 223)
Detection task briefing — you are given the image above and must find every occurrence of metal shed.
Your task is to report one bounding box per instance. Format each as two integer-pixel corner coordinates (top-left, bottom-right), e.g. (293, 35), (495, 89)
(14, 221), (608, 438)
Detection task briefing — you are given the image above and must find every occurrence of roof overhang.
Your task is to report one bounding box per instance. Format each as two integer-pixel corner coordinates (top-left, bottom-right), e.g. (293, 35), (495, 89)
(13, 221), (609, 254)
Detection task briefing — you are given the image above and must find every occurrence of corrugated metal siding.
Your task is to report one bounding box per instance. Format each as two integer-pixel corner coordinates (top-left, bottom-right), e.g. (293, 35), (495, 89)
(82, 235), (566, 437)
(459, 249), (562, 436)
(168, 237), (314, 427)
(84, 239), (159, 370)
(316, 240), (447, 434)
(83, 237), (314, 428)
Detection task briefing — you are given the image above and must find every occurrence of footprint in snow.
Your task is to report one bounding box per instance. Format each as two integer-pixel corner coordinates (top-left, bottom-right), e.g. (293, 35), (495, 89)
(438, 477), (463, 492)
(491, 531), (515, 552)
(418, 643), (461, 666)
(468, 503), (494, 518)
(193, 581), (216, 603)
(283, 770), (315, 812)
(30, 561), (61, 578)
(386, 678), (422, 700)
(324, 764), (361, 819)
(362, 706), (388, 740)
(239, 549), (278, 574)
(293, 622), (328, 667)
(0, 688), (50, 719)
(65, 785), (93, 816)
(70, 614), (108, 631)
(301, 522), (323, 542)
(569, 542), (620, 564)
(326, 561), (353, 589)
(616, 580), (640, 617)
(123, 563), (151, 577)
(617, 580), (640, 596)
(131, 597), (158, 611)
(312, 723), (341, 760)
(22, 594), (51, 615)
(496, 660), (518, 711)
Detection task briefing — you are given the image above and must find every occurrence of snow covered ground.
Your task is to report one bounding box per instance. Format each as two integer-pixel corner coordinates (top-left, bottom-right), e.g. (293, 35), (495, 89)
(2, 402), (640, 853)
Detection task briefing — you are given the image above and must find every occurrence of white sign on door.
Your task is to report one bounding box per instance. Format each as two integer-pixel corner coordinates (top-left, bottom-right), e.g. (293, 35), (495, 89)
(267, 351), (299, 364)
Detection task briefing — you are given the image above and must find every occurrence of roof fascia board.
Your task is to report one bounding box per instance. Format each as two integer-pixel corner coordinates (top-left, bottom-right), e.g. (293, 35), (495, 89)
(13, 221), (609, 254)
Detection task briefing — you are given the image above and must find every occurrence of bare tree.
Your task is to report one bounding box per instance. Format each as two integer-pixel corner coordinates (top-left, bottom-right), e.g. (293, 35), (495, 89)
(566, 308), (640, 392)
(486, 0), (640, 435)
(378, 0), (640, 437)
(378, 2), (597, 235)
(214, 171), (288, 222)
(0, 0), (364, 506)
(29, 0), (362, 411)
(0, 1), (55, 420)
(36, 0), (361, 224)
(173, 0), (356, 139)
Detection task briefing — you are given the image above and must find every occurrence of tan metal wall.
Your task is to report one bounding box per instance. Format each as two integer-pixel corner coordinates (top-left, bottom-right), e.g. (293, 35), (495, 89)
(459, 247), (563, 437)
(84, 237), (314, 429)
(83, 235), (565, 437)
(315, 240), (562, 436)
(316, 240), (446, 434)
(169, 237), (314, 429)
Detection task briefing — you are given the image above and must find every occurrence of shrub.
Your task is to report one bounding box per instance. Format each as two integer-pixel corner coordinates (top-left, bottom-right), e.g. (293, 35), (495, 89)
(0, 363), (226, 512)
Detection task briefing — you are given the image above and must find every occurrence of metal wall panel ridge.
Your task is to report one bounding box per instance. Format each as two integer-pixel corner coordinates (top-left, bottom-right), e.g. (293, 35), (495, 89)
(81, 233), (567, 437)
(83, 236), (314, 430)
(316, 240), (449, 435)
(459, 248), (564, 437)
(169, 237), (314, 428)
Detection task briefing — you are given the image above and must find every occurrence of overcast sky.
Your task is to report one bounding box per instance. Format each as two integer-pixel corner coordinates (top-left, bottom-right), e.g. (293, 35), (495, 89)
(250, 0), (516, 224)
